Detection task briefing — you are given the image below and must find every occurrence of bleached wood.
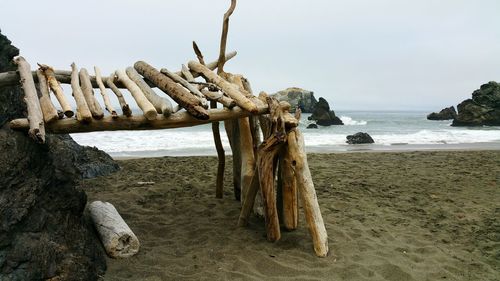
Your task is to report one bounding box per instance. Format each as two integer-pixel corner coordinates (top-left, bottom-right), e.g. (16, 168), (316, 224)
(201, 89), (236, 108)
(224, 119), (242, 200)
(14, 56), (45, 143)
(180, 64), (195, 82)
(282, 141), (298, 230)
(188, 61), (257, 113)
(35, 69), (58, 123)
(94, 67), (117, 118)
(115, 69), (157, 120)
(134, 61), (208, 120)
(80, 68), (104, 119)
(106, 74), (132, 117)
(88, 201), (140, 258)
(287, 129), (329, 257)
(160, 67), (209, 109)
(10, 103), (270, 133)
(174, 51), (237, 79)
(70, 63), (92, 122)
(126, 67), (173, 116)
(38, 64), (74, 117)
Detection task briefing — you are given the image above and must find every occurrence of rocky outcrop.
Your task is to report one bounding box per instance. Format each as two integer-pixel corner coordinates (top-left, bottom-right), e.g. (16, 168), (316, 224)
(306, 123), (318, 129)
(346, 132), (375, 144)
(0, 30), (113, 280)
(452, 82), (500, 126)
(308, 97), (343, 126)
(427, 106), (457, 120)
(271, 87), (317, 113)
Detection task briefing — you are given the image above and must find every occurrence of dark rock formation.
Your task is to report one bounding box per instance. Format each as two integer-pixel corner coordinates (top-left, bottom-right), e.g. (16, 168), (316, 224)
(1, 30), (114, 280)
(308, 97), (343, 126)
(272, 87), (317, 113)
(427, 106), (457, 120)
(306, 123), (318, 129)
(452, 81), (500, 126)
(346, 132), (375, 144)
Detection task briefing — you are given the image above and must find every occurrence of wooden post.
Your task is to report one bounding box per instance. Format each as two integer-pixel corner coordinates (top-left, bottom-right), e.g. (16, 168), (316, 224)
(35, 69), (58, 123)
(210, 101), (225, 198)
(80, 68), (104, 120)
(106, 73), (132, 117)
(13, 56), (45, 143)
(160, 67), (209, 109)
(94, 67), (117, 118)
(115, 69), (157, 121)
(88, 201), (140, 258)
(188, 61), (258, 114)
(287, 129), (329, 257)
(38, 64), (74, 117)
(281, 142), (298, 231)
(134, 61), (208, 120)
(224, 119), (242, 200)
(70, 63), (92, 123)
(126, 67), (174, 116)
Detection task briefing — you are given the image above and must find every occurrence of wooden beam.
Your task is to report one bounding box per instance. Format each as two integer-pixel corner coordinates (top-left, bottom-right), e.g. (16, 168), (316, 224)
(115, 69), (157, 120)
(38, 64), (74, 117)
(13, 56), (45, 143)
(160, 67), (209, 109)
(70, 63), (92, 122)
(10, 104), (270, 134)
(80, 68), (104, 119)
(35, 69), (59, 123)
(106, 73), (132, 117)
(95, 66), (117, 118)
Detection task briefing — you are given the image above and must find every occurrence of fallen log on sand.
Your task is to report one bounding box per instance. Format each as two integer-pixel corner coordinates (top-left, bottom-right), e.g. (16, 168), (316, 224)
(88, 201), (140, 258)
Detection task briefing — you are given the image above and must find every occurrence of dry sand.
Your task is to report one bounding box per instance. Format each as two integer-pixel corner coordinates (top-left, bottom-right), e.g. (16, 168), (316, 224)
(82, 151), (500, 281)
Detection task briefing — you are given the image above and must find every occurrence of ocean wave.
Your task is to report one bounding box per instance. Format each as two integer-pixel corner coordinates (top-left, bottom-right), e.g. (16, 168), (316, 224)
(340, 116), (367, 126)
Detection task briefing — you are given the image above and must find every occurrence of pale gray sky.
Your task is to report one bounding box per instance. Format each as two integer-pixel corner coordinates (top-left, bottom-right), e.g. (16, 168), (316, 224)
(2, 0), (499, 110)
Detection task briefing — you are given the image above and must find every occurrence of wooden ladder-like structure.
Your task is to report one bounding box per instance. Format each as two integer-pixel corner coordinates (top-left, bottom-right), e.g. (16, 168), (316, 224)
(0, 0), (329, 257)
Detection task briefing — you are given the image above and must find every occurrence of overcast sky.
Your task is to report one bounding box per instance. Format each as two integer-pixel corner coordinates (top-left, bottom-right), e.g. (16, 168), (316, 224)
(2, 0), (500, 110)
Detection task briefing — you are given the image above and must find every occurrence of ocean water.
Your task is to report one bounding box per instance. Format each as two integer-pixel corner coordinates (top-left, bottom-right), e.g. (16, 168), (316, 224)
(71, 111), (500, 157)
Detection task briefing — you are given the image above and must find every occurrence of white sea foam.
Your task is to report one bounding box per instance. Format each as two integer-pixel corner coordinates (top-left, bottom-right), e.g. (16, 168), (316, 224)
(340, 116), (367, 126)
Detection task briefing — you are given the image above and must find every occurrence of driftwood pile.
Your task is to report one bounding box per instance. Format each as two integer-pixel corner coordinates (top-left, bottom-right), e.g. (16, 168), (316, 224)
(1, 0), (329, 257)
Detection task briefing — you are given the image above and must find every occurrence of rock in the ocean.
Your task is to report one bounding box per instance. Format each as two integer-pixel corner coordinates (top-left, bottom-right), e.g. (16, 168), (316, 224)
(271, 87), (318, 113)
(306, 123), (318, 129)
(308, 97), (343, 126)
(427, 106), (457, 120)
(452, 81), (500, 126)
(346, 132), (375, 144)
(0, 30), (110, 280)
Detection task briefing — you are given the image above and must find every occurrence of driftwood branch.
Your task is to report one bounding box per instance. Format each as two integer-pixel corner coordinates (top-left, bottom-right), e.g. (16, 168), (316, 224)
(106, 74), (132, 117)
(115, 69), (157, 120)
(218, 0), (237, 74)
(14, 56), (45, 143)
(160, 67), (208, 109)
(35, 69), (58, 123)
(95, 67), (117, 118)
(70, 63), (92, 122)
(126, 67), (174, 116)
(134, 61), (208, 120)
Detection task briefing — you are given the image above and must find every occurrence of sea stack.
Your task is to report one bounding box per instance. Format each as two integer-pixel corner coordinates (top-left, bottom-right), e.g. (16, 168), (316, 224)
(308, 97), (343, 126)
(452, 81), (500, 126)
(427, 106), (457, 120)
(271, 87), (318, 113)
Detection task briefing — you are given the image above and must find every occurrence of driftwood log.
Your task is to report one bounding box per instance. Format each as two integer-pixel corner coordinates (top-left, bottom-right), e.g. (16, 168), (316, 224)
(13, 56), (45, 143)
(287, 129), (329, 257)
(160, 67), (208, 109)
(88, 201), (140, 258)
(134, 61), (209, 120)
(188, 61), (258, 114)
(201, 89), (236, 108)
(115, 69), (157, 120)
(35, 69), (58, 123)
(126, 67), (173, 116)
(281, 139), (299, 231)
(38, 64), (74, 117)
(80, 68), (104, 120)
(94, 67), (117, 118)
(224, 119), (242, 200)
(70, 63), (92, 122)
(106, 74), (132, 117)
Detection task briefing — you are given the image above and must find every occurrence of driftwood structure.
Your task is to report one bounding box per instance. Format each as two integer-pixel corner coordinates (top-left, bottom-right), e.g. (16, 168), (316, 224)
(1, 0), (329, 257)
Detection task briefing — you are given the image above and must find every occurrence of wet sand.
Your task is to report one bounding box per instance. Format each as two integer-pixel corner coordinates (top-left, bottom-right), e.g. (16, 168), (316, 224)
(82, 151), (500, 281)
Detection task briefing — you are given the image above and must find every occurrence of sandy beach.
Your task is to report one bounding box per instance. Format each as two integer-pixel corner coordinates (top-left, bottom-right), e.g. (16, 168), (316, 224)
(82, 150), (500, 281)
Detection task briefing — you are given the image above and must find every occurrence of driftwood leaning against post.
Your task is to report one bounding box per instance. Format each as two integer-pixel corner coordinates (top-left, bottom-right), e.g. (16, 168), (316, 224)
(88, 201), (140, 258)
(94, 67), (117, 118)
(126, 67), (174, 116)
(35, 69), (59, 123)
(134, 61), (209, 120)
(106, 73), (132, 117)
(14, 56), (45, 143)
(38, 64), (74, 117)
(80, 68), (104, 120)
(287, 128), (329, 257)
(70, 63), (92, 123)
(115, 69), (157, 121)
